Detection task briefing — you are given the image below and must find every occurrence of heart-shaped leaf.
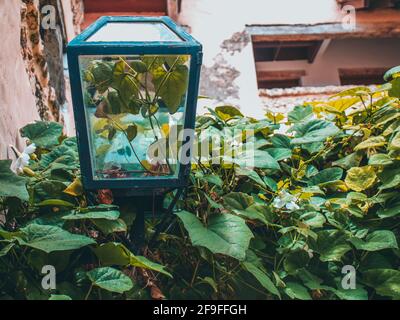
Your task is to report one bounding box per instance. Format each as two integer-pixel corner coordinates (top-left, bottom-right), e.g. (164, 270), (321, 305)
(87, 267), (133, 294)
(175, 211), (253, 261)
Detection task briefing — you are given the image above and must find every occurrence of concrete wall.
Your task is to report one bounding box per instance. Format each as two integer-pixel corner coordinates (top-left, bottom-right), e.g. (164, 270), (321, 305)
(178, 0), (341, 118)
(0, 0), (39, 158)
(256, 38), (400, 86)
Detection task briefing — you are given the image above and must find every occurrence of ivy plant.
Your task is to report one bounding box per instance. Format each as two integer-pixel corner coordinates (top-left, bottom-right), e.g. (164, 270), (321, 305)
(0, 66), (400, 300)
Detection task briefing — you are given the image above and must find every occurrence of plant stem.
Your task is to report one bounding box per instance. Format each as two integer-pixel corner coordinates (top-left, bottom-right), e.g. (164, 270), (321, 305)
(85, 284), (93, 300)
(105, 115), (150, 173)
(190, 260), (200, 287)
(148, 114), (172, 173)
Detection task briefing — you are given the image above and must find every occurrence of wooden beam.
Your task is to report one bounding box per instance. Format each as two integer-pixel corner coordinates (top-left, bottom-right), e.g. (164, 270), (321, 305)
(83, 0), (168, 13)
(338, 67), (388, 77)
(337, 0), (369, 9)
(247, 20), (400, 42)
(256, 70), (306, 81)
(82, 12), (166, 30)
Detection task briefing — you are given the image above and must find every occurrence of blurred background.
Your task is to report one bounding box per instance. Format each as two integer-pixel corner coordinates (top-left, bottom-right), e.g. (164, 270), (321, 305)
(1, 0), (400, 158)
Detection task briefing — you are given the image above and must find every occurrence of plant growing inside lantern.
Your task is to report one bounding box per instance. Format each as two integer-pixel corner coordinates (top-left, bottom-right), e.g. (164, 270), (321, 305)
(67, 16), (202, 193)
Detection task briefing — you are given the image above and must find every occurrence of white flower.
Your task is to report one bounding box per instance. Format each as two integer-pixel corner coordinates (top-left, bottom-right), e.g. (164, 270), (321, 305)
(272, 190), (300, 211)
(11, 143), (36, 173)
(272, 197), (286, 209)
(286, 201), (300, 211)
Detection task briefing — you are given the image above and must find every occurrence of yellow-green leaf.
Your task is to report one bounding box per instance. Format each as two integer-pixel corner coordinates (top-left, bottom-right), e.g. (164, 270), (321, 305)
(63, 178), (83, 197)
(345, 166), (377, 192)
(354, 136), (386, 151)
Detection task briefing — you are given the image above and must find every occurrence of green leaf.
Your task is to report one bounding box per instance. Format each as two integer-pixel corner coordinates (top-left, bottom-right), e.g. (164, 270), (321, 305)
(284, 250), (310, 275)
(131, 60), (148, 73)
(126, 125), (137, 141)
(389, 78), (400, 98)
(152, 64), (189, 114)
(20, 121), (63, 148)
(93, 219), (127, 235)
(242, 261), (280, 297)
(235, 204), (276, 226)
(62, 208), (120, 221)
(263, 176), (278, 192)
(332, 152), (362, 170)
(389, 131), (400, 150)
(235, 167), (266, 188)
(175, 211), (253, 261)
(300, 211), (326, 228)
(118, 76), (139, 104)
(200, 174), (223, 187)
(93, 242), (130, 266)
(130, 255), (172, 278)
(369, 154), (393, 166)
(0, 243), (15, 257)
(266, 148), (292, 161)
(284, 282), (312, 300)
(87, 267), (133, 294)
(333, 86), (371, 98)
(290, 119), (340, 145)
(37, 199), (75, 208)
(0, 160), (29, 201)
(377, 202), (400, 218)
(86, 61), (113, 93)
(16, 224), (95, 253)
(345, 166), (377, 192)
(215, 106), (243, 121)
(308, 167), (343, 186)
(310, 230), (351, 262)
(334, 287), (368, 300)
(0, 228), (23, 240)
(378, 167), (400, 190)
(223, 192), (254, 210)
(354, 136), (386, 151)
(288, 105), (313, 123)
(232, 150), (280, 170)
(49, 294), (72, 300)
(271, 134), (292, 149)
(94, 242), (172, 277)
(384, 65), (400, 81)
(33, 180), (69, 202)
(39, 141), (78, 169)
(349, 231), (398, 251)
(363, 269), (400, 299)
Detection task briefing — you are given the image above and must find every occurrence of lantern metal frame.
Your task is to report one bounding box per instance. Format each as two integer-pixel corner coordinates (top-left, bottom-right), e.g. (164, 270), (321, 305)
(67, 16), (202, 192)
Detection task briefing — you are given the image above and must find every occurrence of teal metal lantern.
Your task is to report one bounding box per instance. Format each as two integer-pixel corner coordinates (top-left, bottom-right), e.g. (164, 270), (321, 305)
(67, 16), (202, 193)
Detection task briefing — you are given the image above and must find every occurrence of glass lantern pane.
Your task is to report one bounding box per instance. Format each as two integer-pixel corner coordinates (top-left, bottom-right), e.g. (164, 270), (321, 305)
(79, 54), (190, 180)
(86, 22), (182, 42)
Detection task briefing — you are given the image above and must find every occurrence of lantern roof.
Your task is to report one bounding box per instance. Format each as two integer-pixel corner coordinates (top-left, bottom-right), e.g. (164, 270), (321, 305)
(68, 16), (201, 50)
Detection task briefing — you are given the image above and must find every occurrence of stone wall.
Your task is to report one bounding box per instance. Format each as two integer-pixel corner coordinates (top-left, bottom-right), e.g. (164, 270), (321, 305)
(0, 0), (82, 159)
(0, 0), (39, 158)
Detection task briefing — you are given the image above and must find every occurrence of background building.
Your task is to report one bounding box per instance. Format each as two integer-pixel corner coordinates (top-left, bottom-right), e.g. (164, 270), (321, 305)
(1, 0), (399, 158)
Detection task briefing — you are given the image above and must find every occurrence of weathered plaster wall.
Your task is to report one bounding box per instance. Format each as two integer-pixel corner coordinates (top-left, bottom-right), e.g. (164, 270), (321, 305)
(0, 0), (39, 158)
(0, 0), (81, 159)
(178, 0), (341, 118)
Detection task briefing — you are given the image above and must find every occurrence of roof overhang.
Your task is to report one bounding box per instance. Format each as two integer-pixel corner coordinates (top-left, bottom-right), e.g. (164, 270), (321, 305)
(247, 21), (400, 42)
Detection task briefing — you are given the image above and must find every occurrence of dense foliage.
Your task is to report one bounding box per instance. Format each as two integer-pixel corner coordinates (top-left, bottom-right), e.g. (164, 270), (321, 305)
(1, 66), (400, 300)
